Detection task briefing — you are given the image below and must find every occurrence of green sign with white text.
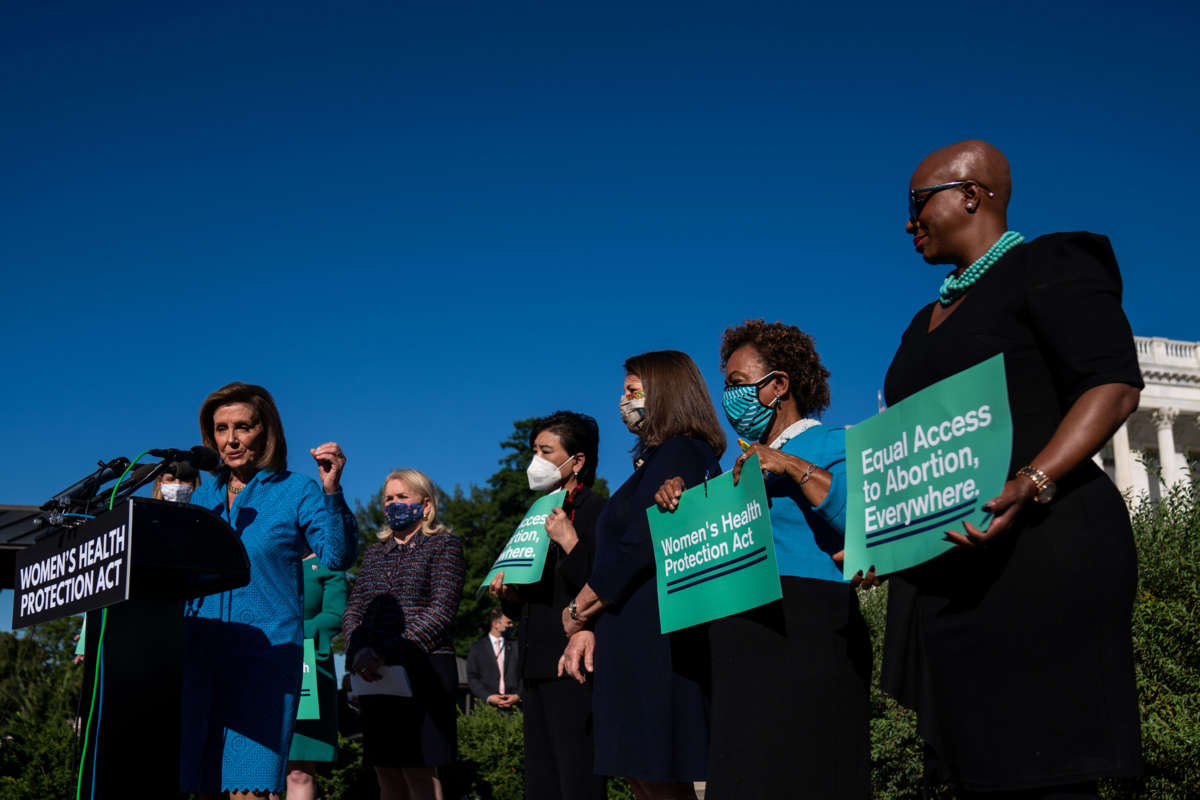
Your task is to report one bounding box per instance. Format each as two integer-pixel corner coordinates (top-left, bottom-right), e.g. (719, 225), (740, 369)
(647, 454), (781, 633)
(843, 354), (1013, 578)
(480, 490), (565, 588)
(297, 638), (318, 720)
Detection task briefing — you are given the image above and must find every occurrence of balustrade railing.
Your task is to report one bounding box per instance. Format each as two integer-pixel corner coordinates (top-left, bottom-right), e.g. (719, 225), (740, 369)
(1134, 336), (1200, 368)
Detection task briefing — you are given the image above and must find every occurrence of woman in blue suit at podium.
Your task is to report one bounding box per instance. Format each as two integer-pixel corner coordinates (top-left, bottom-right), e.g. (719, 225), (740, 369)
(180, 382), (359, 799)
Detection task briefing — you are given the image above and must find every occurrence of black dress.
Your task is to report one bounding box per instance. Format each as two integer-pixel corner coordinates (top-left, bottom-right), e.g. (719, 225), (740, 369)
(706, 427), (871, 800)
(881, 232), (1143, 792)
(589, 436), (718, 782)
(502, 484), (608, 800)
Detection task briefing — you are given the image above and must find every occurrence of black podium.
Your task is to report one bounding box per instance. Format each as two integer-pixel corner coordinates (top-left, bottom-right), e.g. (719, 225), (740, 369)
(14, 498), (248, 799)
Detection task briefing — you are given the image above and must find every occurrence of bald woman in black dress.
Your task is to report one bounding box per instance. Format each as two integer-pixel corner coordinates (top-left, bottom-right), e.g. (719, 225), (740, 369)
(881, 140), (1142, 798)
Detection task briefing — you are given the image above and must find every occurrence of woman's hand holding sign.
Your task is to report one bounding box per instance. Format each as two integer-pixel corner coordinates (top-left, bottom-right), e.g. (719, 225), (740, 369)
(653, 476), (687, 511)
(832, 550), (882, 589)
(943, 477), (1035, 548)
(487, 571), (520, 603)
(544, 507), (580, 553)
(940, 383), (1138, 548)
(733, 444), (833, 509)
(731, 444), (790, 484)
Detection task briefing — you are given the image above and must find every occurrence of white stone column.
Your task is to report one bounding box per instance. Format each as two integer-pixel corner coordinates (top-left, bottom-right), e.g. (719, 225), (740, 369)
(1112, 422), (1135, 496)
(1153, 407), (1181, 488)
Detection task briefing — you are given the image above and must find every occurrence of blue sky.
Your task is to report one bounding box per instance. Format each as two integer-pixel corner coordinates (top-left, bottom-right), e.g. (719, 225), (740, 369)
(3, 0), (1198, 563)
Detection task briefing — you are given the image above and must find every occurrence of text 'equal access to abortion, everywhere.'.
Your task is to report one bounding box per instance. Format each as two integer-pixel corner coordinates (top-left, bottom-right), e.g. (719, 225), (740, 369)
(842, 355), (1013, 578)
(480, 489), (565, 588)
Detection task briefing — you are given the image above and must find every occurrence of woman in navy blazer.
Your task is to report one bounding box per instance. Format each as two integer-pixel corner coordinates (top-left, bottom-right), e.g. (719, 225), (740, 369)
(562, 351), (725, 800)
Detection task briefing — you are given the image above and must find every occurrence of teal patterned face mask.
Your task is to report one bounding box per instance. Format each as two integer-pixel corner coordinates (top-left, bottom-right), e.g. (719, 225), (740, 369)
(721, 371), (782, 441)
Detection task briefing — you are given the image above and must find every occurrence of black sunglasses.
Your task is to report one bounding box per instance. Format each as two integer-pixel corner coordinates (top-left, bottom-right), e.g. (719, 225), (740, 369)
(908, 180), (993, 222)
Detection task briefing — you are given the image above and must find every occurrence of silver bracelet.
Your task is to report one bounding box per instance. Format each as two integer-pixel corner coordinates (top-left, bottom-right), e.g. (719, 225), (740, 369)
(797, 461), (817, 486)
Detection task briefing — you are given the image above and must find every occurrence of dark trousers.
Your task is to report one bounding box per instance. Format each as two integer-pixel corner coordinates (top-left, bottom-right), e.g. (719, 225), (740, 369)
(522, 677), (607, 800)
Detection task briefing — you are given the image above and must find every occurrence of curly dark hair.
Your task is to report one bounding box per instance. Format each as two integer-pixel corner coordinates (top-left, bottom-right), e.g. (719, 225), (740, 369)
(719, 320), (831, 418)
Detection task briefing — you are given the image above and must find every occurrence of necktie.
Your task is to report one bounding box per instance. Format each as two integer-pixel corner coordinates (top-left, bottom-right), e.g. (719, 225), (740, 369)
(493, 638), (506, 694)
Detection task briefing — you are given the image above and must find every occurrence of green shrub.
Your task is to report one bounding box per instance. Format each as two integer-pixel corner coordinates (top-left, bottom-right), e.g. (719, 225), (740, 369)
(314, 735), (376, 800)
(1103, 482), (1200, 799)
(454, 706), (526, 800)
(859, 584), (945, 799)
(862, 482), (1200, 800)
(452, 705), (634, 800)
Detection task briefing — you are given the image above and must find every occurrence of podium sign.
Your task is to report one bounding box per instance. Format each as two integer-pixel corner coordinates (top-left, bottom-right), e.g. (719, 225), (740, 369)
(13, 503), (134, 628)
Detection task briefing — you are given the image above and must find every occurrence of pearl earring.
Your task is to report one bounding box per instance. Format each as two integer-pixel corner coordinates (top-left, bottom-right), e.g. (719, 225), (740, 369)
(966, 202), (976, 211)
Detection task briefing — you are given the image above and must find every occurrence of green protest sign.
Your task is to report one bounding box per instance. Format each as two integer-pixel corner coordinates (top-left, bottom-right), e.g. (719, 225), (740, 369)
(843, 354), (1013, 578)
(480, 490), (565, 588)
(647, 454), (781, 634)
(297, 638), (319, 720)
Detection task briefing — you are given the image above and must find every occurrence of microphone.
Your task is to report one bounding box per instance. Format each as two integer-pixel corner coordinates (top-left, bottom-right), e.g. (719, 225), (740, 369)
(168, 460), (198, 482)
(46, 457), (131, 506)
(148, 446), (221, 471)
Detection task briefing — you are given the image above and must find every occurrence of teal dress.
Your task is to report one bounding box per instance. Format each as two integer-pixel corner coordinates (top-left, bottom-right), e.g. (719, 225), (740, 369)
(289, 559), (349, 762)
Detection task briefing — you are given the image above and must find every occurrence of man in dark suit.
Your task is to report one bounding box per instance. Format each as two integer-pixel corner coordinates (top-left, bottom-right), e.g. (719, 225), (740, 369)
(466, 608), (520, 709)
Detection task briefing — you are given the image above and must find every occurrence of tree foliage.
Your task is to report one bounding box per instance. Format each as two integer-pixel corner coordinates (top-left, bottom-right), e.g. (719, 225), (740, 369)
(0, 616), (84, 800)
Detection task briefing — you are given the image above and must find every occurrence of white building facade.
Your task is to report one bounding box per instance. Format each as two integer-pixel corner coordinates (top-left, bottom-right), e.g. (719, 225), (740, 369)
(1097, 336), (1200, 503)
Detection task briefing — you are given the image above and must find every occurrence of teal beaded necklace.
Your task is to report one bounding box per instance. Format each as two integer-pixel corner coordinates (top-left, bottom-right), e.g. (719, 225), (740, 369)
(938, 230), (1024, 306)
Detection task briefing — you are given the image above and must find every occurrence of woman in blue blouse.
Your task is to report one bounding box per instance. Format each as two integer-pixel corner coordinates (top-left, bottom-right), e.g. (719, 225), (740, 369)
(655, 320), (871, 800)
(180, 382), (359, 799)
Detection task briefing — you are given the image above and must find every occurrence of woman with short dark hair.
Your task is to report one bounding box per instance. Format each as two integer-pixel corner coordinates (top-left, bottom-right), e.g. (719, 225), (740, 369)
(490, 410), (607, 800)
(562, 350), (724, 800)
(180, 382), (358, 799)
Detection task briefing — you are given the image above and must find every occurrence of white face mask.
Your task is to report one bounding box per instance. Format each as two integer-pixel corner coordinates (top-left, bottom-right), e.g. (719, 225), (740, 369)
(526, 454), (575, 492)
(161, 483), (194, 503)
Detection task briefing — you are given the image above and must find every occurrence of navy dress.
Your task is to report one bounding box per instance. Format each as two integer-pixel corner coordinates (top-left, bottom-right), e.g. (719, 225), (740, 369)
(588, 436), (719, 782)
(881, 232), (1143, 791)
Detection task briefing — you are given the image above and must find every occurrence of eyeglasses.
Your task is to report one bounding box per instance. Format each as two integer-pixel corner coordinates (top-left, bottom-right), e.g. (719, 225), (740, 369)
(908, 180), (993, 222)
(725, 371), (782, 390)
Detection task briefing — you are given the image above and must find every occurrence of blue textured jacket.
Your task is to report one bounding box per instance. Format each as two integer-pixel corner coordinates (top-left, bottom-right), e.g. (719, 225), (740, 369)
(189, 469), (358, 645)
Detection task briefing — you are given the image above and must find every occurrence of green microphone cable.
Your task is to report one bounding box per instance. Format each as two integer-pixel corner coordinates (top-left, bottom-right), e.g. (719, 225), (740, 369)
(75, 449), (149, 800)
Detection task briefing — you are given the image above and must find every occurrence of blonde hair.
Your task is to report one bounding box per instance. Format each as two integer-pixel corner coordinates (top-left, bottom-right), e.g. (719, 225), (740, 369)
(151, 471), (201, 500)
(377, 468), (450, 540)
